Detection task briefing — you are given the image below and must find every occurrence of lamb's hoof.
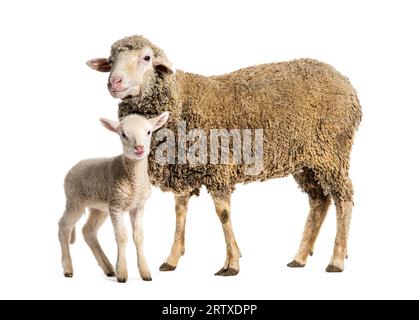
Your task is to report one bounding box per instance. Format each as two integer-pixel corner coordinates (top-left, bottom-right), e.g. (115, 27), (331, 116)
(64, 272), (73, 278)
(159, 263), (176, 272)
(106, 271), (115, 277)
(287, 260), (305, 268)
(326, 264), (343, 273)
(310, 251), (314, 256)
(117, 277), (127, 283)
(215, 268), (239, 276)
(142, 276), (152, 281)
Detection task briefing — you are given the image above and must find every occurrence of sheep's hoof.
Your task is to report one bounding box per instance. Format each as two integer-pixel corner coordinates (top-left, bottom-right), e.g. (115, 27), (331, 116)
(310, 251), (314, 256)
(142, 276), (152, 281)
(117, 277), (127, 283)
(326, 264), (343, 273)
(159, 263), (176, 272)
(215, 268), (239, 276)
(64, 272), (73, 278)
(106, 271), (115, 277)
(287, 260), (305, 268)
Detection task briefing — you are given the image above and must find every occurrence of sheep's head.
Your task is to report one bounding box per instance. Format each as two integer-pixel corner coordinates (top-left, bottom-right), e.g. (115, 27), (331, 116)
(100, 112), (170, 160)
(87, 35), (174, 99)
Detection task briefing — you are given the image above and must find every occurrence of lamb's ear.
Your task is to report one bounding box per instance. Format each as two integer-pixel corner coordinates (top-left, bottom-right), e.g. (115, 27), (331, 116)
(149, 112), (170, 131)
(86, 58), (112, 72)
(153, 56), (174, 75)
(100, 118), (119, 133)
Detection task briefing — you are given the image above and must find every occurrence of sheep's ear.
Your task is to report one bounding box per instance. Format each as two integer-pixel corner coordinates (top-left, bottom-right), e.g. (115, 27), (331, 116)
(153, 56), (174, 75)
(150, 112), (170, 131)
(100, 118), (119, 133)
(87, 58), (112, 72)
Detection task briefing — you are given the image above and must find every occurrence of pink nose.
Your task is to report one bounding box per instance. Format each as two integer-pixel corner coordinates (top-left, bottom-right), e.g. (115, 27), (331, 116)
(135, 145), (144, 154)
(109, 76), (123, 91)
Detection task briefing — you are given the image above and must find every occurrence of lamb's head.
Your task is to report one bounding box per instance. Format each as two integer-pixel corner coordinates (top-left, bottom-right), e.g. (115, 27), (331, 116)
(100, 112), (169, 160)
(87, 35), (174, 99)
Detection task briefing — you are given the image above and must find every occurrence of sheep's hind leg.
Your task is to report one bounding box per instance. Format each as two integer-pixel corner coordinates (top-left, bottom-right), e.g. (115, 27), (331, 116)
(288, 169), (331, 268)
(58, 205), (84, 277)
(211, 191), (240, 276)
(320, 170), (353, 273)
(82, 208), (115, 277)
(327, 184), (353, 272)
(160, 193), (191, 272)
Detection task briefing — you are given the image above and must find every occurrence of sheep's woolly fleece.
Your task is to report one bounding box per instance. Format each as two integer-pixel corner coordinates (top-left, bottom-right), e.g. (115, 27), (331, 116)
(114, 35), (362, 200)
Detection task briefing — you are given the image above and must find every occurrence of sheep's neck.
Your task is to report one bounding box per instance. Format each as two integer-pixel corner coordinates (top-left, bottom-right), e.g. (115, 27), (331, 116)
(118, 73), (180, 119)
(121, 155), (149, 185)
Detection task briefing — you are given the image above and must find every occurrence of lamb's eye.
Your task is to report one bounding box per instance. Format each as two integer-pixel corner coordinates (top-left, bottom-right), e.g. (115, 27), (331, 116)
(147, 130), (151, 135)
(108, 57), (114, 64)
(144, 56), (151, 62)
(121, 131), (127, 139)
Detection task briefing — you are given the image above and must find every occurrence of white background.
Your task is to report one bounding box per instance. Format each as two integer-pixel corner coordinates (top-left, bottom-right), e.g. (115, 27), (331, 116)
(0, 0), (418, 300)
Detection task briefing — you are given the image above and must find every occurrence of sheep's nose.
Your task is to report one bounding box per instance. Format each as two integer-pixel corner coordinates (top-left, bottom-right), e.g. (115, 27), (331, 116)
(109, 76), (123, 91)
(135, 145), (145, 154)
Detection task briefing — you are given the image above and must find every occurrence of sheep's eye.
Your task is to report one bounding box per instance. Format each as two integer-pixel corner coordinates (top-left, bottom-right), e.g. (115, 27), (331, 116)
(121, 131), (127, 139)
(108, 57), (114, 64)
(144, 56), (151, 62)
(147, 130), (151, 135)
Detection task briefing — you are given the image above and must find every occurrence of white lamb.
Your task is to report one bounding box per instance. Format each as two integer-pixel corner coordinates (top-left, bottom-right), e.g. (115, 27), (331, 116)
(58, 112), (169, 283)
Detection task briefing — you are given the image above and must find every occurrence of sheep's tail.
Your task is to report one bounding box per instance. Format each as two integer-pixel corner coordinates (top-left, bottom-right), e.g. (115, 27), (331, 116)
(70, 227), (76, 244)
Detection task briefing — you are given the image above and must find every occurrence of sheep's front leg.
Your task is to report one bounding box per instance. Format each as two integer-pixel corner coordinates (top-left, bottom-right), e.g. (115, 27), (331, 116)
(129, 207), (151, 281)
(160, 193), (191, 272)
(110, 209), (128, 283)
(211, 191), (241, 276)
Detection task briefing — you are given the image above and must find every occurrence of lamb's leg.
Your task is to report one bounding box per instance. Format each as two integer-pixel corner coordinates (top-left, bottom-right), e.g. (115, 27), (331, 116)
(58, 205), (84, 277)
(109, 209), (128, 283)
(82, 208), (114, 277)
(211, 191), (240, 276)
(288, 195), (331, 267)
(160, 193), (191, 272)
(130, 207), (151, 281)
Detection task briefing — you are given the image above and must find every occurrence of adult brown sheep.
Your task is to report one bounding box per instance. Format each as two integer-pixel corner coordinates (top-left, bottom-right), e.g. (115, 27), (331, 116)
(87, 35), (361, 275)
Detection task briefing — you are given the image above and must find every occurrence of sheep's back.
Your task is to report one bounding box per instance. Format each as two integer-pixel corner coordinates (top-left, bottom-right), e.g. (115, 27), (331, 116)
(176, 59), (361, 187)
(64, 158), (111, 205)
(145, 59), (362, 193)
